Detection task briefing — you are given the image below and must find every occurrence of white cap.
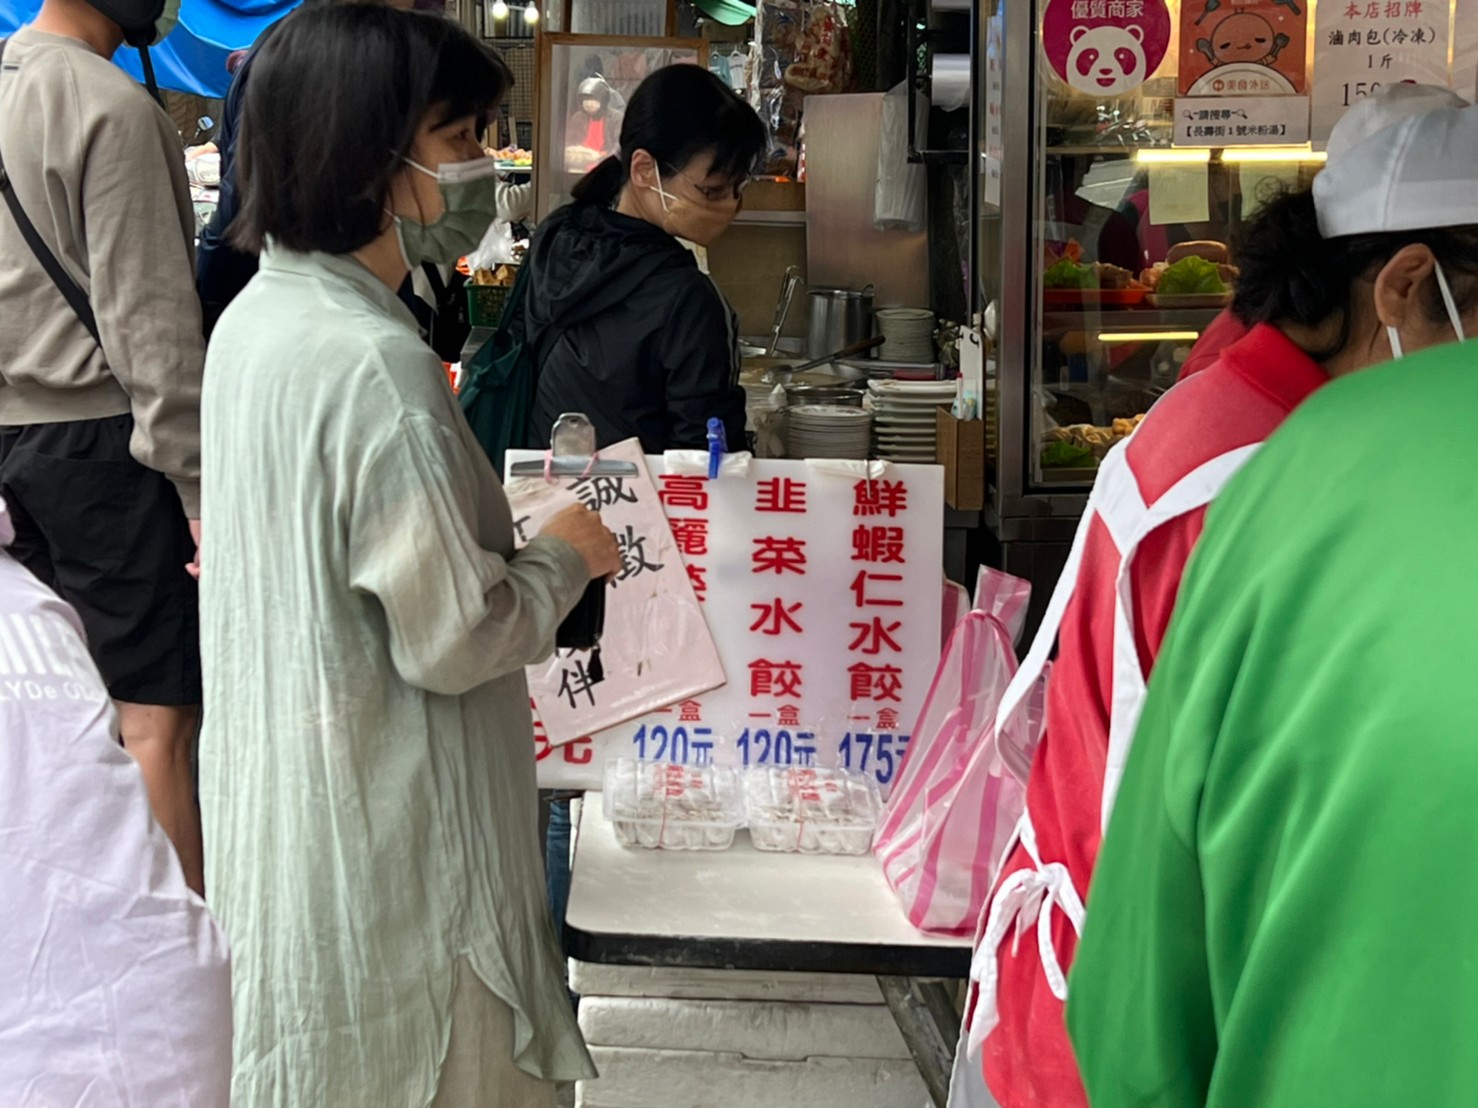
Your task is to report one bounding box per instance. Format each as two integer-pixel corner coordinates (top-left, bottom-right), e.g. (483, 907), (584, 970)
(1325, 82), (1469, 160)
(1315, 104), (1478, 239)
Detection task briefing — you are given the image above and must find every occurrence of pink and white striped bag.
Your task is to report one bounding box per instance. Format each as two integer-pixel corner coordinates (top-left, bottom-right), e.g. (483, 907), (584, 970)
(874, 571), (1045, 936)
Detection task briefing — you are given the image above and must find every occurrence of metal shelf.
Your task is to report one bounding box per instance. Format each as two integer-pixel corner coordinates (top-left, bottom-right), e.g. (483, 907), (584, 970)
(1042, 306), (1224, 330)
(732, 210), (807, 227)
(1043, 144), (1166, 156)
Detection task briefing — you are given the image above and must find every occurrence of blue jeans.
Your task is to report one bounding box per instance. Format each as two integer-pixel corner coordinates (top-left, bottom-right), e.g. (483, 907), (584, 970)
(545, 797), (573, 947)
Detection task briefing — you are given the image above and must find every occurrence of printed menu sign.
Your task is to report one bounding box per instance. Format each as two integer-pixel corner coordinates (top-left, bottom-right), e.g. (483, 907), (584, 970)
(1310, 0), (1453, 145)
(505, 440), (725, 746)
(1172, 93), (1312, 143)
(519, 457), (945, 798)
(1179, 0), (1309, 96)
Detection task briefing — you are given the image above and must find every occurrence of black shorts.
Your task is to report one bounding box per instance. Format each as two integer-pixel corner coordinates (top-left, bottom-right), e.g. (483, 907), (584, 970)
(0, 414), (201, 705)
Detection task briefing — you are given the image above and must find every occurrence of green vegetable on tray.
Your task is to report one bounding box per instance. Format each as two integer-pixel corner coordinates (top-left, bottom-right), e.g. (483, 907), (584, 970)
(1156, 255), (1227, 297)
(1044, 258), (1096, 290)
(1041, 440), (1096, 469)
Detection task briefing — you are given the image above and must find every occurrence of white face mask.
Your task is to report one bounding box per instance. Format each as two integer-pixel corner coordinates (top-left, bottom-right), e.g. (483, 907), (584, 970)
(1387, 259), (1468, 359)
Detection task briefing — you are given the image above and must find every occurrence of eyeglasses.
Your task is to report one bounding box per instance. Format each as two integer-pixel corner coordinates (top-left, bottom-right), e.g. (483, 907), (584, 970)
(679, 169), (752, 203)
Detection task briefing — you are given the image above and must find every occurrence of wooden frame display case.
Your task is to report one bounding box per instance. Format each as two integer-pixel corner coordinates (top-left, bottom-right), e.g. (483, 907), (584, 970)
(534, 33), (709, 222)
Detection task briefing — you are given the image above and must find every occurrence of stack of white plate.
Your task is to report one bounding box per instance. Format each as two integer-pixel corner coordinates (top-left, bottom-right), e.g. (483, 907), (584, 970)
(868, 379), (956, 463)
(743, 377), (779, 408)
(785, 404), (873, 460)
(876, 308), (937, 363)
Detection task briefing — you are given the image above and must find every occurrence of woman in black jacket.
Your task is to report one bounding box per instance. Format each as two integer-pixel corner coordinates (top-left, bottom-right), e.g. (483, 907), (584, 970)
(520, 64), (762, 453)
(521, 65), (761, 951)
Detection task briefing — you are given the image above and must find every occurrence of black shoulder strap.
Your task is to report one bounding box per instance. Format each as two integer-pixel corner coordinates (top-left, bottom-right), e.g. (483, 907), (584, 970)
(0, 39), (101, 344)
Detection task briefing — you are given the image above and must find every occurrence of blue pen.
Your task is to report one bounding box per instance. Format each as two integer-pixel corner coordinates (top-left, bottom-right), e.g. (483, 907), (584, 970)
(706, 418), (727, 480)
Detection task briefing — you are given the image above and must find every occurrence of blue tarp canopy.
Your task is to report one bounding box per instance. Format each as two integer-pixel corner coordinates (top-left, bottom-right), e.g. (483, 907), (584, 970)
(0, 0), (299, 97)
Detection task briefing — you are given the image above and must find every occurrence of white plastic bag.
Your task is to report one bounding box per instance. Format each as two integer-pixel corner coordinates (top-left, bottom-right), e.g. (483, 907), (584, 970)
(875, 81), (927, 233)
(874, 610), (1037, 935)
(466, 218), (516, 271)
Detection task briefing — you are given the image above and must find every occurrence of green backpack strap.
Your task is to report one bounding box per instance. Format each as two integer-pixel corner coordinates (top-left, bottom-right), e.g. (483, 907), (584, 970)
(458, 262), (557, 475)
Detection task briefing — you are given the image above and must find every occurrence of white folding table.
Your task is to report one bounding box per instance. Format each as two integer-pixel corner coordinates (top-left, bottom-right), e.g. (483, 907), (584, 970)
(565, 795), (972, 1106)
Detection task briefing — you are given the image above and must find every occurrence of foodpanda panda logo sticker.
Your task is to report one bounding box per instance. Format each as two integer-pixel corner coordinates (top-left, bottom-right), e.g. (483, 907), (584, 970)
(1043, 0), (1171, 99)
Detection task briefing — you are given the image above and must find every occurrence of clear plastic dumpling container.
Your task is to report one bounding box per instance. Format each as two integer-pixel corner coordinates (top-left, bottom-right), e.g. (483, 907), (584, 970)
(743, 766), (884, 855)
(603, 759), (744, 851)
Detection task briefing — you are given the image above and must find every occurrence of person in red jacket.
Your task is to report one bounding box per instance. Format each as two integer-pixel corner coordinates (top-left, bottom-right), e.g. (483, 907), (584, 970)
(1176, 308), (1246, 380)
(957, 86), (1478, 1108)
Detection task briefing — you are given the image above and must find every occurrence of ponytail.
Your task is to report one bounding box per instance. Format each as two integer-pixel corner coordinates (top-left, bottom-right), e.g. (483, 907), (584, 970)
(571, 155), (625, 208)
(567, 66), (765, 210)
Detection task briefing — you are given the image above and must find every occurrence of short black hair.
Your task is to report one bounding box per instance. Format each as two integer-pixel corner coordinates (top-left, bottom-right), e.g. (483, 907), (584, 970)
(572, 64), (766, 208)
(232, 5), (512, 255)
(1232, 187), (1478, 360)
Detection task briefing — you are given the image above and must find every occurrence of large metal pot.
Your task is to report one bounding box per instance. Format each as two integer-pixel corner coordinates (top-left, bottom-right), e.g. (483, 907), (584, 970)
(806, 286), (875, 362)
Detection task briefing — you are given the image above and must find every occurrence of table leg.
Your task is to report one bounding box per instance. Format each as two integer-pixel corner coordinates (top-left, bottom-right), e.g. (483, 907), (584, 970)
(878, 975), (961, 1107)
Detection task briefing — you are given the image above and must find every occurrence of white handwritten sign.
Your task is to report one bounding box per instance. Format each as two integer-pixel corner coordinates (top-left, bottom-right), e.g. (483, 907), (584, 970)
(1310, 0), (1452, 146)
(505, 440), (725, 746)
(516, 456), (945, 797)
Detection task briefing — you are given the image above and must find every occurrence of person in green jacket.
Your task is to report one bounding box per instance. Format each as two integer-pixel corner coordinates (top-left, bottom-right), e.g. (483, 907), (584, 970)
(1068, 106), (1478, 1108)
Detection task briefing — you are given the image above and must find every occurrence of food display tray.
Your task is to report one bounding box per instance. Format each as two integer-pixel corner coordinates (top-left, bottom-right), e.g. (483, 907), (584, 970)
(1042, 289), (1148, 308)
(603, 759), (744, 851)
(743, 767), (884, 856)
(1145, 292), (1233, 309)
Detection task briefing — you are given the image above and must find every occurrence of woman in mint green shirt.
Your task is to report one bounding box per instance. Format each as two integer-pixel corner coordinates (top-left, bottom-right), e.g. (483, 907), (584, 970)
(197, 8), (619, 1105)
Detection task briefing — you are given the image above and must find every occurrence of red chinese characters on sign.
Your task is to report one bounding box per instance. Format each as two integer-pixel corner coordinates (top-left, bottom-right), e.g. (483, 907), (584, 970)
(753, 536), (809, 575)
(877, 707), (902, 730)
(746, 478), (810, 726)
(662, 474), (712, 605)
(531, 701), (595, 764)
(853, 479), (909, 518)
(778, 704), (802, 727)
(852, 525), (906, 564)
(844, 480), (911, 716)
(679, 699), (703, 723)
(849, 662), (904, 702)
(750, 659), (804, 698)
(756, 477), (808, 514)
(750, 598), (804, 636)
(659, 475), (709, 511)
(851, 570), (904, 607)
(849, 617), (903, 655)
(670, 517), (709, 557)
(687, 563), (708, 601)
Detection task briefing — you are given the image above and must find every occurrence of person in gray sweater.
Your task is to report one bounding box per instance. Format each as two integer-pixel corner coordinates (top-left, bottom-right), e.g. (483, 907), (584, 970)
(0, 0), (206, 892)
